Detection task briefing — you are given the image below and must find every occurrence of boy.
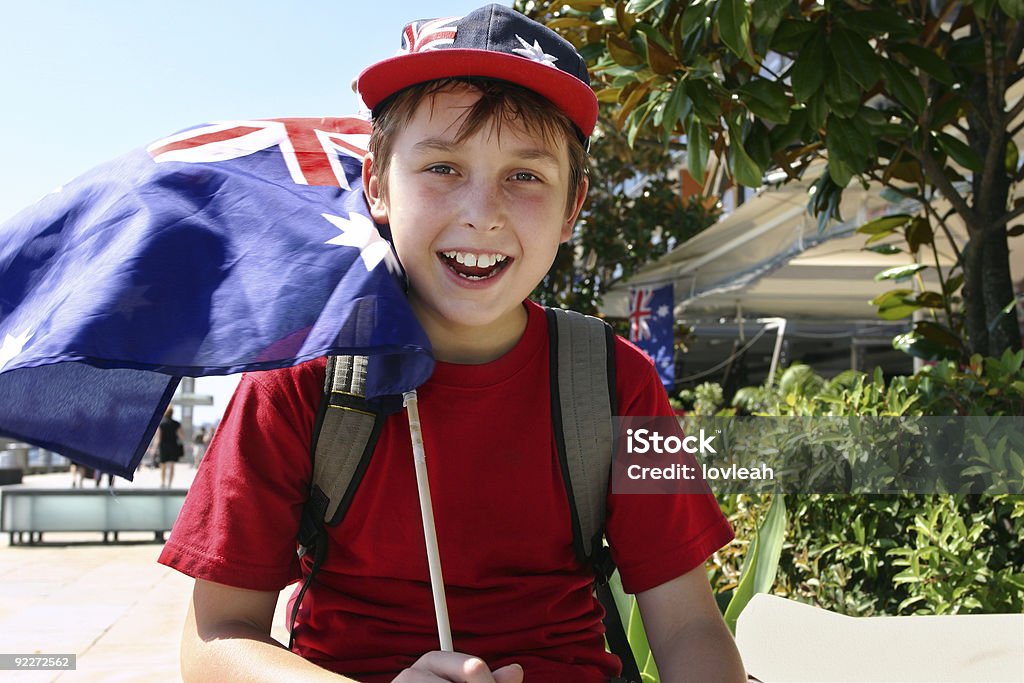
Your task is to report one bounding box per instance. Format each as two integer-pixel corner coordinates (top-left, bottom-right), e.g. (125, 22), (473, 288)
(159, 5), (745, 682)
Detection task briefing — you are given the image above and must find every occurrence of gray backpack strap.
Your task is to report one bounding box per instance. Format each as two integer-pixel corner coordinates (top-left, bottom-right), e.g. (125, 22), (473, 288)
(309, 358), (382, 524)
(546, 308), (639, 683)
(545, 307), (617, 563)
(310, 355), (382, 525)
(292, 354), (383, 650)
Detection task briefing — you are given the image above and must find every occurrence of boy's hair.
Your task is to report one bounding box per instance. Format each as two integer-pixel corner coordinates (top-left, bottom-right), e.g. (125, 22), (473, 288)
(368, 77), (588, 218)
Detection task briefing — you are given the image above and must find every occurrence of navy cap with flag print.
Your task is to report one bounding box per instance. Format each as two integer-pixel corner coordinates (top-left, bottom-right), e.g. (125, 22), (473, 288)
(356, 4), (598, 142)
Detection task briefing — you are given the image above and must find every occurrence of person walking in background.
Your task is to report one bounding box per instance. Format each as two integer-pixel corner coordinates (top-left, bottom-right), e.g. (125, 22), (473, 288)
(192, 426), (209, 469)
(158, 406), (182, 488)
(69, 461), (94, 488)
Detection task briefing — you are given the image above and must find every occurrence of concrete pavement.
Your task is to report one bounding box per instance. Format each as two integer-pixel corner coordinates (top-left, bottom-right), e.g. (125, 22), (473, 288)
(0, 464), (293, 682)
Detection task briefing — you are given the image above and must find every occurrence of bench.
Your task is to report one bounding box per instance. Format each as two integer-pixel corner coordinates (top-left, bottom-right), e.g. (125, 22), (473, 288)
(0, 486), (187, 545)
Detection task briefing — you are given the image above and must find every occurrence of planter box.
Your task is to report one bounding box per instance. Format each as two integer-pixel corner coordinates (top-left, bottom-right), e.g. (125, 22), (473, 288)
(737, 594), (1024, 682)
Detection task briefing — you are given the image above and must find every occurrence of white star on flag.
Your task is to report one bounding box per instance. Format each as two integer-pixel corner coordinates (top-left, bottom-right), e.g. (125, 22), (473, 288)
(0, 329), (33, 372)
(657, 305), (670, 317)
(512, 34), (558, 68)
(322, 212), (401, 275)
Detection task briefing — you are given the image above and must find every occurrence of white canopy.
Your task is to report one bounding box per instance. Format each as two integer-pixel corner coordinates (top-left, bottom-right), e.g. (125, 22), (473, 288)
(601, 171), (1018, 324)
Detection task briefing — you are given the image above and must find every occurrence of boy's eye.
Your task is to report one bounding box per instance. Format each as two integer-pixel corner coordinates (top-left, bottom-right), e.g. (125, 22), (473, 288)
(511, 171), (540, 182)
(427, 164), (455, 175)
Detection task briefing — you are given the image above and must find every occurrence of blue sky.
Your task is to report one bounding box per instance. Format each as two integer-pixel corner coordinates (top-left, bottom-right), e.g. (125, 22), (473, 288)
(0, 0), (509, 423)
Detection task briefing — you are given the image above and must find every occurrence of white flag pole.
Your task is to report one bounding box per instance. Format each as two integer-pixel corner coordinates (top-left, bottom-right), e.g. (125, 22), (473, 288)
(403, 390), (453, 652)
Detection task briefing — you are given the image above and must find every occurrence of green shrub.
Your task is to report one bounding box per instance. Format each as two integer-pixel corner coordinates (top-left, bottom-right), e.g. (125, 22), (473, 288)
(703, 352), (1024, 616)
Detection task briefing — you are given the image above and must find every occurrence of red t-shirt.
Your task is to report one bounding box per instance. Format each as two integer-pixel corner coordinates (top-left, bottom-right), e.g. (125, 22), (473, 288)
(159, 301), (733, 682)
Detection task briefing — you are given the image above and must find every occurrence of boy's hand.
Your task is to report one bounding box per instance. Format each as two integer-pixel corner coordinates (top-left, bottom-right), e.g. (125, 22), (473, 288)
(392, 652), (523, 683)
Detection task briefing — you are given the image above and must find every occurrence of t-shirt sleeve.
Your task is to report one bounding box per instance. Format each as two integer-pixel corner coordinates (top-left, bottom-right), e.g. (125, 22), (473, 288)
(605, 341), (734, 595)
(157, 362), (321, 591)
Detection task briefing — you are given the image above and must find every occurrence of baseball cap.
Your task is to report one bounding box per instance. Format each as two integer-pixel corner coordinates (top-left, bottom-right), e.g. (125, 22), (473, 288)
(356, 3), (599, 141)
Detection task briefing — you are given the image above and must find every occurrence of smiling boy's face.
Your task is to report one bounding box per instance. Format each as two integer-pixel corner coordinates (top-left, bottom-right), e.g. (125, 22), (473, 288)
(363, 83), (587, 362)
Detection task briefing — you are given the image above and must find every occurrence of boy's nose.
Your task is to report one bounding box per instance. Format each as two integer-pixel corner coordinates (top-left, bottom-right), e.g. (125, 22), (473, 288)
(460, 181), (507, 231)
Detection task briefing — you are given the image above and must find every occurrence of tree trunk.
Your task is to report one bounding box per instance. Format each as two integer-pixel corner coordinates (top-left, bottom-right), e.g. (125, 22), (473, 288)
(962, 239), (989, 356)
(963, 33), (1022, 358)
(980, 223), (1022, 355)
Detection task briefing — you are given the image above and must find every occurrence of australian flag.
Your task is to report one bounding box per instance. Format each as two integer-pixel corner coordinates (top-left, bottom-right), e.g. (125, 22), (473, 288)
(628, 283), (674, 391)
(0, 116), (433, 478)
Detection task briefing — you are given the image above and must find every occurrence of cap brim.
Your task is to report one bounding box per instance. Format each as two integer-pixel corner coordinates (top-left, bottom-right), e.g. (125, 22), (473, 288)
(357, 49), (598, 137)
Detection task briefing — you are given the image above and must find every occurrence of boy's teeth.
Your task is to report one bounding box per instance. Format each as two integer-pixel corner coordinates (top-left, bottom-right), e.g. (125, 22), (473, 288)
(443, 250), (508, 269)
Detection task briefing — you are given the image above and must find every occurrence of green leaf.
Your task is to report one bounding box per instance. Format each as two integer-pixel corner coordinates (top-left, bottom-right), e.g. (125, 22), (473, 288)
(889, 43), (956, 86)
(970, 0), (995, 18)
(661, 80), (691, 138)
(893, 331), (962, 361)
(806, 90), (829, 130)
(878, 303), (922, 320)
(771, 19), (818, 52)
(906, 216), (935, 254)
(824, 115), (868, 186)
(838, 9), (917, 38)
(825, 61), (864, 118)
(948, 34), (986, 66)
(916, 290), (945, 308)
(829, 27), (881, 90)
(625, 0), (664, 16)
(1006, 140), (1019, 174)
(626, 596), (654, 676)
(607, 33), (644, 67)
(727, 120), (765, 187)
(790, 30), (827, 103)
(751, 0), (790, 36)
(738, 79), (792, 124)
(864, 229), (898, 246)
(997, 0), (1024, 18)
(858, 214), (914, 235)
(865, 244), (903, 255)
(719, 0), (752, 63)
(935, 132), (983, 172)
(687, 118), (710, 184)
(686, 79), (722, 124)
(723, 495), (787, 634)
(769, 108), (808, 149)
(913, 320), (963, 348)
(870, 289), (914, 307)
(944, 273), (965, 294)
(881, 60), (926, 116)
(875, 263), (928, 282)
(745, 120), (774, 170)
(680, 1), (713, 39)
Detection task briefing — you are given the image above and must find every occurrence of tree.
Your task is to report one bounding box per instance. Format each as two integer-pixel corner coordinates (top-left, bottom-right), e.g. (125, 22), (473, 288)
(519, 0), (1024, 358)
(533, 116), (717, 313)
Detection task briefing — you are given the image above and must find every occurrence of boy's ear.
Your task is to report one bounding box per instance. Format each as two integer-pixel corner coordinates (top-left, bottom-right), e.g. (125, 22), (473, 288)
(362, 153), (389, 223)
(560, 175), (589, 243)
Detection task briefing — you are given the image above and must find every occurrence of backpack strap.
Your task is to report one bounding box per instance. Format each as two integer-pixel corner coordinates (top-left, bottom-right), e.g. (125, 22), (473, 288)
(546, 307), (617, 563)
(546, 307), (640, 683)
(291, 354), (384, 650)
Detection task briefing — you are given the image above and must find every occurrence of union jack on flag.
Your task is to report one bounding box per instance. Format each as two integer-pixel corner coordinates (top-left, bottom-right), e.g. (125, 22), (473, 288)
(148, 116), (370, 190)
(628, 288), (653, 342)
(0, 114), (433, 478)
(400, 16), (459, 54)
(628, 283), (674, 390)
